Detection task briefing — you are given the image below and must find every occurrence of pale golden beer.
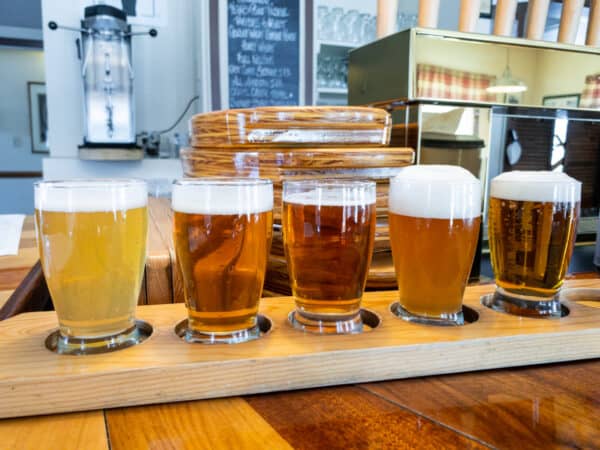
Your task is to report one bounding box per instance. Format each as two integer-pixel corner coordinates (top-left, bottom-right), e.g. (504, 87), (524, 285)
(487, 171), (581, 317)
(34, 180), (148, 354)
(172, 179), (273, 344)
(389, 165), (481, 325)
(282, 180), (376, 334)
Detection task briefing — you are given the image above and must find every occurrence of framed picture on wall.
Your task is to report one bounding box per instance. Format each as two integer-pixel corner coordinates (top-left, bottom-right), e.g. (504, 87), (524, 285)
(542, 94), (581, 109)
(480, 0), (492, 18)
(27, 82), (49, 154)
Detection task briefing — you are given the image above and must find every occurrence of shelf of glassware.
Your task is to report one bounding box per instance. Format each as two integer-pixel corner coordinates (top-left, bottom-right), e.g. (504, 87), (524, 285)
(315, 41), (352, 104)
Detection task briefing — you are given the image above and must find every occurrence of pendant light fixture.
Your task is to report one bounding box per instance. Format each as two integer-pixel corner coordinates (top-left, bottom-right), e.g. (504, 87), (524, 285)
(486, 48), (528, 94)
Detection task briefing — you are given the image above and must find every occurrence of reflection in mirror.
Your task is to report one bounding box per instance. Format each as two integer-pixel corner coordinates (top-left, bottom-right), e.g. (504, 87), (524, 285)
(413, 32), (600, 111)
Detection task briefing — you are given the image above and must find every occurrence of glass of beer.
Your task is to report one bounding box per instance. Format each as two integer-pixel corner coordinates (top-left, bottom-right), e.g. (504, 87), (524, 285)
(487, 171), (581, 317)
(34, 179), (148, 355)
(282, 180), (376, 334)
(389, 165), (481, 326)
(172, 178), (273, 344)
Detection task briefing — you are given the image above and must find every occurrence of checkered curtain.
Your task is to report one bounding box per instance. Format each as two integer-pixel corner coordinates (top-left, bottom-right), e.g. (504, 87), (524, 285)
(416, 64), (497, 102)
(580, 73), (600, 109)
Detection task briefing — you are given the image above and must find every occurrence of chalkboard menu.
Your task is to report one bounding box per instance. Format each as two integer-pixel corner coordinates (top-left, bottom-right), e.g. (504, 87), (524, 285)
(227, 0), (300, 108)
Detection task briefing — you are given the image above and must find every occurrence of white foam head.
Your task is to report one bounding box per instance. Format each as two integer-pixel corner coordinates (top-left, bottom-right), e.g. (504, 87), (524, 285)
(389, 165), (481, 219)
(172, 179), (273, 215)
(283, 181), (376, 206)
(34, 179), (147, 212)
(490, 171), (581, 203)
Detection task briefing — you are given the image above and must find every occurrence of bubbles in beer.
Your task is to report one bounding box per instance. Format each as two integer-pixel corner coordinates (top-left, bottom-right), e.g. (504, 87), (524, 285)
(389, 165), (481, 219)
(491, 171), (581, 203)
(172, 180), (273, 215)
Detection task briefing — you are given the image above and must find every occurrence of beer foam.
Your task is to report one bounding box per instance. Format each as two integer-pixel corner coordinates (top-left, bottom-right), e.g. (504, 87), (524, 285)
(172, 180), (273, 214)
(389, 165), (481, 219)
(34, 180), (147, 212)
(491, 171), (581, 203)
(283, 186), (377, 207)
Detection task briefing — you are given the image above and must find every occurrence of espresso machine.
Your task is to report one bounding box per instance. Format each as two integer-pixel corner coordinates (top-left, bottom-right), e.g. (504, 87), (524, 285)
(49, 4), (157, 160)
(349, 28), (600, 277)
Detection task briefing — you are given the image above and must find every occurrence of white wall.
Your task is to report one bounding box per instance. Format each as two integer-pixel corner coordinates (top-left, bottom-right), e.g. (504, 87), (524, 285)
(0, 48), (45, 172)
(40, 0), (200, 159)
(0, 47), (45, 214)
(533, 49), (600, 103)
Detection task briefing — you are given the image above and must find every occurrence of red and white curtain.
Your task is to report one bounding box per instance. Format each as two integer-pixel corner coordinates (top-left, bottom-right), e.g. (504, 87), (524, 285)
(416, 64), (496, 103)
(580, 73), (600, 109)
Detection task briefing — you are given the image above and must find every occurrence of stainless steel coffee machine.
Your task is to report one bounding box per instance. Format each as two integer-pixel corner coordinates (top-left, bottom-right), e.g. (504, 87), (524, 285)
(49, 4), (156, 159)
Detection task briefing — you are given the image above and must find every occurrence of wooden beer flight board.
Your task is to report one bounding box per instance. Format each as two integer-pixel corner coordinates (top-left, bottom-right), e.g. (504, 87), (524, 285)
(2, 279), (600, 418)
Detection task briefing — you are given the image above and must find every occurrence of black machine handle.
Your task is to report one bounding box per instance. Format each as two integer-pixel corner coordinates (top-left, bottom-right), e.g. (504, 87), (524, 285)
(48, 21), (157, 38)
(127, 28), (158, 38)
(47, 21), (89, 34)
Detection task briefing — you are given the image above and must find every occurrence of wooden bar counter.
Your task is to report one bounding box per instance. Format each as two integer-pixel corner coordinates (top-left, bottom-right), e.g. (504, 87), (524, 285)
(1, 203), (600, 449)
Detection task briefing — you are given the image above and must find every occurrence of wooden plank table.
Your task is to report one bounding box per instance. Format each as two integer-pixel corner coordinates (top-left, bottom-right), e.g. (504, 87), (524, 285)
(1, 207), (600, 448)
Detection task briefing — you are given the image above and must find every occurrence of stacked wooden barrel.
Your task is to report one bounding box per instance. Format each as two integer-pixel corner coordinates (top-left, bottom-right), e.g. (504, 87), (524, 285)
(182, 106), (414, 295)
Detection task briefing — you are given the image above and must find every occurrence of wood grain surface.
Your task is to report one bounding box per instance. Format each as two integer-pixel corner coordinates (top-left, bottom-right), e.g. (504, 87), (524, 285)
(246, 386), (486, 449)
(2, 280), (600, 448)
(0, 290), (11, 309)
(0, 411), (108, 450)
(181, 147), (413, 221)
(106, 397), (292, 450)
(189, 106), (392, 148)
(363, 359), (600, 450)
(3, 280), (600, 418)
(145, 198), (173, 305)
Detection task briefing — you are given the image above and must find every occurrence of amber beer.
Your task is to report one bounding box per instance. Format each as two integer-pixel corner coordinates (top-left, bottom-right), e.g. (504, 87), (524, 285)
(34, 180), (148, 354)
(282, 180), (376, 334)
(172, 179), (273, 343)
(389, 165), (481, 325)
(488, 171), (580, 316)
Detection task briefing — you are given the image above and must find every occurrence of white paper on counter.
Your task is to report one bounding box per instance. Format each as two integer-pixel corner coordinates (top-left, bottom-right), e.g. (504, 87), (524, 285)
(0, 215), (26, 256)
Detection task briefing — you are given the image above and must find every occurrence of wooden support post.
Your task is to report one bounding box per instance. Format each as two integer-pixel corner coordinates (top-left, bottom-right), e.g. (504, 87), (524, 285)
(377, 0), (399, 38)
(525, 0), (550, 40)
(418, 0), (440, 28)
(494, 0), (518, 36)
(586, 0), (600, 46)
(459, 0), (481, 33)
(558, 0), (585, 44)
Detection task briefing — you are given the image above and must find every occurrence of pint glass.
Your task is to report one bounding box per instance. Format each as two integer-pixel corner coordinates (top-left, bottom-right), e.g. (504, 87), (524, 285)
(172, 179), (273, 344)
(389, 165), (481, 326)
(487, 171), (581, 317)
(282, 180), (376, 334)
(34, 179), (148, 354)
